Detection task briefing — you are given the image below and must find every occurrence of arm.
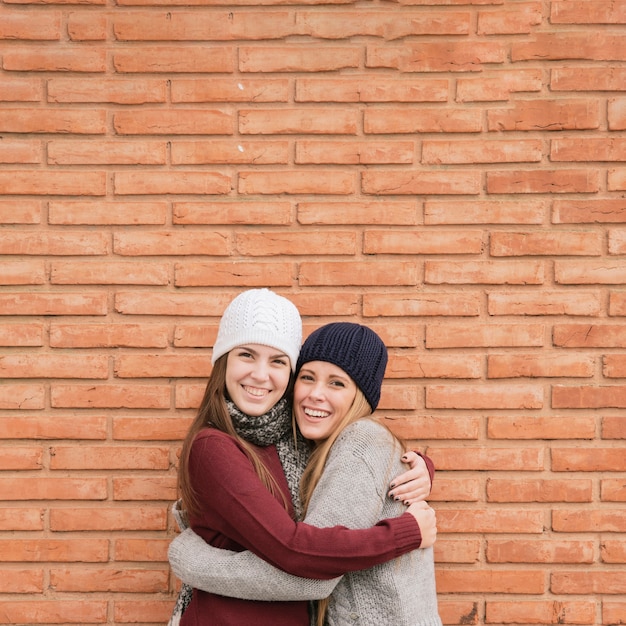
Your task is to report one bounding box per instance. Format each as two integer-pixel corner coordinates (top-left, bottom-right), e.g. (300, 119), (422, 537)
(168, 527), (340, 601)
(188, 430), (421, 580)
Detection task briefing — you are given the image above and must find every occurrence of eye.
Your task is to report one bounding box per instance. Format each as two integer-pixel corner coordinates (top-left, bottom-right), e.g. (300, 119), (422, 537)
(298, 373), (314, 382)
(330, 379), (346, 388)
(236, 350), (253, 359)
(273, 357), (289, 367)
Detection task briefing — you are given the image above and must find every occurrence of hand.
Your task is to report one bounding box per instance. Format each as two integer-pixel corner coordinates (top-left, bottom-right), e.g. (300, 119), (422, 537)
(388, 451), (431, 504)
(407, 501), (437, 549)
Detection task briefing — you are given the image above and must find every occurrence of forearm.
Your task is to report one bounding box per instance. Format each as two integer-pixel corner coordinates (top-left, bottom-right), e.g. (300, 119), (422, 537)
(169, 528), (340, 601)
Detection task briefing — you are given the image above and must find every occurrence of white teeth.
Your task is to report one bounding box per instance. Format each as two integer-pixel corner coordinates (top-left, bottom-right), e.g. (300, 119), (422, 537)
(304, 408), (329, 418)
(244, 386), (267, 397)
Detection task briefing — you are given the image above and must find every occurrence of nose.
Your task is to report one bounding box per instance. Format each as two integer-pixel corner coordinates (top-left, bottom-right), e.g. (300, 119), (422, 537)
(250, 359), (270, 381)
(306, 381), (325, 401)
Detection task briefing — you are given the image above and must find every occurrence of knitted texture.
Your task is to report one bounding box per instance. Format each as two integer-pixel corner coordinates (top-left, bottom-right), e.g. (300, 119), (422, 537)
(211, 288), (302, 371)
(297, 323), (387, 410)
(169, 419), (442, 626)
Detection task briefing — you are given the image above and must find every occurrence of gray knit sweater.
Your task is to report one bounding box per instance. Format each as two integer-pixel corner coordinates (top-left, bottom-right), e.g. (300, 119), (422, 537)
(169, 419), (442, 626)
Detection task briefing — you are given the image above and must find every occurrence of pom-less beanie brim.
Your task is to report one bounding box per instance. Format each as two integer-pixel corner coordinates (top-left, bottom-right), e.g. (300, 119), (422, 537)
(212, 289), (302, 372)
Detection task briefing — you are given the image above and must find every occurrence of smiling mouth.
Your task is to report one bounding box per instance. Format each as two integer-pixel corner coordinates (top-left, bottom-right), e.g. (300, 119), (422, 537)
(243, 385), (270, 397)
(304, 407), (329, 419)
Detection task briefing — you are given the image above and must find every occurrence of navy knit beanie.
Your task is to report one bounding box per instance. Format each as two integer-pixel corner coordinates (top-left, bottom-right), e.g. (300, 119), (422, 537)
(296, 322), (388, 411)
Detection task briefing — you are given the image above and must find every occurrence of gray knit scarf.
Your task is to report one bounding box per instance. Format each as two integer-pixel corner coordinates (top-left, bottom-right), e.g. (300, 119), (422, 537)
(168, 396), (310, 626)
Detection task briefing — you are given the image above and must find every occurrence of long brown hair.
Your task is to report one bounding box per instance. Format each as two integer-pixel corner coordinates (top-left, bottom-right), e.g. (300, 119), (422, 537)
(178, 354), (291, 518)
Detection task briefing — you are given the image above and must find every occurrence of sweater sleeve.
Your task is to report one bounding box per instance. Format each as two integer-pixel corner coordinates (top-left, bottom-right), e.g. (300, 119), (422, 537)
(168, 527), (340, 601)
(188, 429), (420, 580)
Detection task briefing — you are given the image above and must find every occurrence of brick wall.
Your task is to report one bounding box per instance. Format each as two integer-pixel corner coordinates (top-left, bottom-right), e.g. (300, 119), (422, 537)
(1, 0), (625, 624)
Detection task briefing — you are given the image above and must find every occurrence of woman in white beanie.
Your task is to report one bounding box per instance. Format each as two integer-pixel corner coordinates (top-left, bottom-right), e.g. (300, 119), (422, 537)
(170, 290), (436, 626)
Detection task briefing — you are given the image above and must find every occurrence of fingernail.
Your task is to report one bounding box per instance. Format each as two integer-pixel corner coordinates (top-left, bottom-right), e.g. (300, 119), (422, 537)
(389, 483), (396, 489)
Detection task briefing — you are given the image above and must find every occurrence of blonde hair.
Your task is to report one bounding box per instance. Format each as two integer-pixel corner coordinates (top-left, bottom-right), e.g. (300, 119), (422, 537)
(298, 388), (373, 626)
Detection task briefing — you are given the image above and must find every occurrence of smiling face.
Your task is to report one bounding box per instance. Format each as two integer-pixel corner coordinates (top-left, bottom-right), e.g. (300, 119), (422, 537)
(225, 344), (292, 417)
(294, 360), (358, 443)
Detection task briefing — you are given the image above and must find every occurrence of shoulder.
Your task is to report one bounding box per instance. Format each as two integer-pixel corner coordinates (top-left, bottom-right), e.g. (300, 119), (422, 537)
(332, 418), (400, 460)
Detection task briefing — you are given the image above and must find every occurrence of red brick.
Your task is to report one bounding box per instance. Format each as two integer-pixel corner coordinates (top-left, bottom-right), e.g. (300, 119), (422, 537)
(0, 200), (41, 223)
(488, 353), (594, 378)
(553, 199), (626, 223)
(489, 291), (601, 316)
(0, 323), (43, 347)
(240, 46), (360, 72)
(491, 231), (602, 256)
(427, 323), (544, 348)
(0, 171), (106, 195)
(48, 140), (166, 165)
(556, 260), (626, 284)
(296, 140), (414, 165)
(0, 261), (45, 285)
(387, 354), (481, 379)
(298, 201), (418, 225)
(477, 2), (542, 35)
(114, 171), (230, 195)
(427, 384), (543, 410)
(487, 539), (594, 563)
(487, 478), (592, 502)
(50, 323), (169, 349)
(8, 47), (104, 72)
(486, 600), (595, 624)
(551, 571), (626, 594)
(48, 78), (167, 104)
(296, 77), (448, 103)
(50, 507), (166, 532)
(364, 108), (482, 134)
(172, 140), (289, 165)
(426, 260), (544, 284)
(172, 78), (289, 103)
(365, 229), (483, 254)
(237, 232), (356, 256)
(602, 417), (626, 439)
(0, 415), (106, 440)
(113, 47), (235, 73)
(114, 231), (228, 256)
(552, 67), (626, 92)
(175, 261), (294, 287)
(457, 69), (542, 102)
(50, 567), (168, 592)
(425, 200), (546, 225)
(551, 1), (626, 24)
(113, 476), (177, 501)
(487, 169), (600, 194)
(437, 569), (544, 594)
(0, 601), (107, 624)
(512, 33), (626, 62)
(429, 447), (544, 471)
(49, 201), (167, 225)
(240, 109), (358, 135)
(300, 261), (418, 286)
(553, 385), (626, 409)
(367, 41), (505, 72)
(363, 292), (481, 317)
(239, 170), (354, 195)
(0, 539), (109, 562)
(488, 416), (596, 440)
(174, 201), (292, 225)
(115, 109), (233, 135)
(553, 510), (626, 533)
(488, 100), (600, 131)
(0, 478), (107, 501)
(362, 170), (481, 195)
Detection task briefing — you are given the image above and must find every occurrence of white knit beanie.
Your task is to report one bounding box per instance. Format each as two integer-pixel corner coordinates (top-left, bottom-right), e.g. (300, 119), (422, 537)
(211, 289), (302, 371)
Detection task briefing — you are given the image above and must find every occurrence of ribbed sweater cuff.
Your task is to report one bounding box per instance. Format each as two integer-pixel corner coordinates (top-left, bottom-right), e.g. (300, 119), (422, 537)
(392, 511), (423, 557)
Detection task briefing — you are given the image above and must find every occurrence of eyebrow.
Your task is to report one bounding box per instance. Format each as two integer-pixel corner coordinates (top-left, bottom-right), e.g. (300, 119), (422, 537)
(237, 345), (289, 359)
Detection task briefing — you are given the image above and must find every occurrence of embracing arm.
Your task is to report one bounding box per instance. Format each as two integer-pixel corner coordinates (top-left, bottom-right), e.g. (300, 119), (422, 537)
(188, 430), (421, 580)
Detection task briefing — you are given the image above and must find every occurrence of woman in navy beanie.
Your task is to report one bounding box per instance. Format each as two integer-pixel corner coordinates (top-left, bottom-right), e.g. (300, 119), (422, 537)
(170, 322), (442, 626)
